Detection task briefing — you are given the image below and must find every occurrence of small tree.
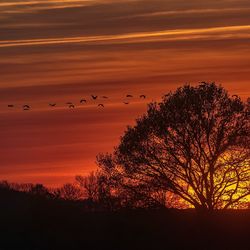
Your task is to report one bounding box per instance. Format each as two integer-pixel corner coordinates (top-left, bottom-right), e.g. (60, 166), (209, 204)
(97, 83), (250, 211)
(75, 172), (99, 202)
(76, 171), (119, 210)
(29, 184), (51, 197)
(54, 183), (83, 201)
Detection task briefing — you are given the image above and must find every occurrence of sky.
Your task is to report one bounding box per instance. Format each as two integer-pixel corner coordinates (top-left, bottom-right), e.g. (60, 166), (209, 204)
(0, 0), (250, 187)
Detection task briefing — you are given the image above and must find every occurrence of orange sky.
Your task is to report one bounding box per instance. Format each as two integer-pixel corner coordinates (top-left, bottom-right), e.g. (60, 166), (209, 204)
(0, 0), (250, 187)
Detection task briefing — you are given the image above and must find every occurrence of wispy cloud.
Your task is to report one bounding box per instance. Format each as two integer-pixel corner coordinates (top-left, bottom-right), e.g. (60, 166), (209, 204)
(0, 0), (93, 9)
(1, 25), (250, 48)
(115, 7), (250, 19)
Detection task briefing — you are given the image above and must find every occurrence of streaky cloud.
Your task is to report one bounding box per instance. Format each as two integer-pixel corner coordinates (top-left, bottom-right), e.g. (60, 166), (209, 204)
(1, 25), (250, 48)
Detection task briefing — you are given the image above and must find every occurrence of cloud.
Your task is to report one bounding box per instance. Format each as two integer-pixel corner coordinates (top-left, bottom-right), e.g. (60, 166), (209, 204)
(1, 24), (250, 48)
(1, 0), (250, 39)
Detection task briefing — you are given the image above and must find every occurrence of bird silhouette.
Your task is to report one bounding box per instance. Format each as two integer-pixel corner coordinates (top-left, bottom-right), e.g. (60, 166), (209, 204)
(23, 105), (30, 111)
(98, 104), (104, 108)
(66, 102), (73, 105)
(80, 99), (87, 103)
(102, 96), (108, 99)
(140, 95), (146, 99)
(232, 95), (239, 98)
(126, 94), (133, 98)
(49, 103), (56, 107)
(91, 95), (98, 100)
(8, 105), (14, 108)
(124, 102), (129, 105)
(69, 104), (75, 108)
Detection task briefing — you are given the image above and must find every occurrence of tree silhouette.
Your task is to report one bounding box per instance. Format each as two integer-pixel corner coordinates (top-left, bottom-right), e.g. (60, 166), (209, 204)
(76, 171), (120, 210)
(76, 172), (99, 202)
(54, 183), (83, 201)
(97, 83), (250, 211)
(29, 184), (50, 197)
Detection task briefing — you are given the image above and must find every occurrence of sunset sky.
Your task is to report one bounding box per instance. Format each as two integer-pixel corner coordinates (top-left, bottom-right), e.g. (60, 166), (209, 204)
(1, 0), (250, 187)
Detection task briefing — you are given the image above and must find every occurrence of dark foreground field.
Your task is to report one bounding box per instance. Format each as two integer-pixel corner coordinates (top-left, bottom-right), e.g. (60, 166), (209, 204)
(0, 188), (249, 250)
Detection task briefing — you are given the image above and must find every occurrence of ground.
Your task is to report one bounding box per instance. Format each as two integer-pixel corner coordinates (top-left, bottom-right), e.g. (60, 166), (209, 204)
(0, 188), (249, 250)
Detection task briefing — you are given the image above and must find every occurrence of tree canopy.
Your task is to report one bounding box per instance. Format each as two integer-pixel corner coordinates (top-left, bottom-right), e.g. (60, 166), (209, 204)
(97, 83), (250, 211)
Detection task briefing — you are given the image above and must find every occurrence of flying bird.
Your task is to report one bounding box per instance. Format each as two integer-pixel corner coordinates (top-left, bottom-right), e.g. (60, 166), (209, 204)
(124, 102), (129, 105)
(66, 102), (73, 105)
(8, 105), (14, 108)
(232, 95), (239, 98)
(80, 99), (87, 103)
(102, 96), (108, 99)
(49, 103), (56, 107)
(98, 104), (104, 108)
(126, 94), (133, 98)
(91, 95), (98, 100)
(23, 105), (30, 111)
(140, 95), (146, 99)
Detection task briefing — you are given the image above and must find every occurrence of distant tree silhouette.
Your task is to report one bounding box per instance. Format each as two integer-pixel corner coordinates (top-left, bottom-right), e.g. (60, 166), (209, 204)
(29, 184), (51, 198)
(97, 83), (250, 212)
(0, 180), (11, 190)
(76, 172), (99, 202)
(54, 183), (83, 201)
(0, 181), (52, 197)
(76, 171), (119, 210)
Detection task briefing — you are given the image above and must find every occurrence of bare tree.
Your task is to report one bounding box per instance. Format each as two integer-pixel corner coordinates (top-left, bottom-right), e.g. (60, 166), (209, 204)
(97, 83), (250, 212)
(76, 171), (122, 210)
(75, 172), (99, 202)
(54, 183), (83, 201)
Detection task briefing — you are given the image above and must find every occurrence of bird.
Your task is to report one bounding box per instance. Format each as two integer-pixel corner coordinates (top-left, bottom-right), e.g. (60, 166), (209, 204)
(23, 105), (30, 111)
(49, 103), (56, 107)
(66, 102), (73, 105)
(140, 95), (146, 99)
(124, 102), (129, 105)
(126, 94), (133, 98)
(102, 96), (108, 99)
(91, 95), (98, 100)
(80, 99), (87, 104)
(8, 105), (14, 108)
(98, 104), (104, 108)
(69, 104), (75, 108)
(232, 95), (239, 98)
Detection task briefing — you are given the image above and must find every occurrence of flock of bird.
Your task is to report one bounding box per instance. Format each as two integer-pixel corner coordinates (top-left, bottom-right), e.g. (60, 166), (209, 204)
(6, 94), (147, 111)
